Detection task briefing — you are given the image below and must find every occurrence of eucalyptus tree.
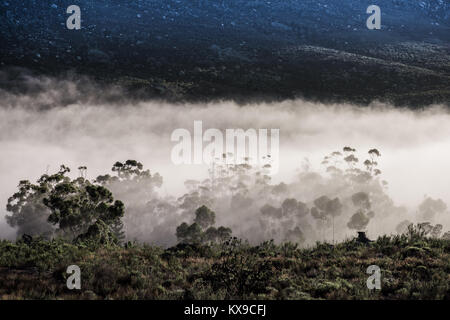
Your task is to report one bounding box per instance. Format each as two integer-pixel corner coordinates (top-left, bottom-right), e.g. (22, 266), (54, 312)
(6, 165), (124, 242)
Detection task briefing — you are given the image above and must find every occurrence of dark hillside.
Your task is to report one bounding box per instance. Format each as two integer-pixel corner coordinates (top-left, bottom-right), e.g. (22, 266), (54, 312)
(1, 1), (449, 105)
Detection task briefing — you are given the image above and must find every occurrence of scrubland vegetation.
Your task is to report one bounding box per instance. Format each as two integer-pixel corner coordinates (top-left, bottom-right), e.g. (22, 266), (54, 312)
(1, 147), (449, 299)
(0, 226), (449, 300)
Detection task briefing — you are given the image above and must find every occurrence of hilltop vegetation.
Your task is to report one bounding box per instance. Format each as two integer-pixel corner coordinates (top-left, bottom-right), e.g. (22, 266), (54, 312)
(1, 147), (450, 299)
(0, 227), (449, 300)
(1, 1), (449, 106)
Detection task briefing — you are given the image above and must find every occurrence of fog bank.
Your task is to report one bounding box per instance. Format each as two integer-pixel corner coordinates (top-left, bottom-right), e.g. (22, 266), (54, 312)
(1, 74), (449, 243)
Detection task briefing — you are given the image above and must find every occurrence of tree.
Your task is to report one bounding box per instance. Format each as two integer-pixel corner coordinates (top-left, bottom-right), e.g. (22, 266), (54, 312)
(311, 196), (342, 243)
(96, 160), (171, 244)
(259, 199), (308, 244)
(6, 180), (55, 239)
(284, 226), (305, 243)
(6, 165), (71, 239)
(281, 198), (298, 216)
(396, 220), (412, 234)
(194, 205), (215, 229)
(260, 204), (282, 219)
(418, 197), (447, 221)
(96, 160), (163, 201)
(45, 179), (124, 240)
(203, 226), (232, 243)
(347, 211), (370, 231)
(175, 206), (232, 244)
(176, 222), (203, 243)
(216, 226), (232, 241)
(349, 192), (374, 232)
(442, 231), (450, 240)
(6, 165), (125, 242)
(352, 192), (371, 210)
(75, 219), (120, 247)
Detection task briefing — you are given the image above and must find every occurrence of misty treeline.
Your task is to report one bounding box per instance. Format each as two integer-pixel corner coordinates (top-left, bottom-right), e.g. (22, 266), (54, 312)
(4, 147), (450, 247)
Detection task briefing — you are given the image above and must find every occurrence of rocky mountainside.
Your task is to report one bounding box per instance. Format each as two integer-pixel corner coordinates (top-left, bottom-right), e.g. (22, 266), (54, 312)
(0, 0), (449, 105)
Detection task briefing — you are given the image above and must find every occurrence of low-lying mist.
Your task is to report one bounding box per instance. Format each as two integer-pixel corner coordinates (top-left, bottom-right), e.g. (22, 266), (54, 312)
(1, 72), (449, 245)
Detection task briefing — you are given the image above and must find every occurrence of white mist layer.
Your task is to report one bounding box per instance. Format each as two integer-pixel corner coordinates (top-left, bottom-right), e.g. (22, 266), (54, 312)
(1, 84), (450, 241)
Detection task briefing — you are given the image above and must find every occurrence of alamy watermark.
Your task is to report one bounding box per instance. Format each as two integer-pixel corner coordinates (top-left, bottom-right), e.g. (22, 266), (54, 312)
(66, 5), (81, 30)
(64, 5), (381, 31)
(366, 5), (381, 30)
(366, 265), (381, 290)
(171, 121), (280, 174)
(66, 265), (81, 290)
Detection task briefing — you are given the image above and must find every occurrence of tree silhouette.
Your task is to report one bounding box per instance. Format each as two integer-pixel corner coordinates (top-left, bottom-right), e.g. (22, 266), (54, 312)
(194, 205), (216, 229)
(6, 165), (124, 242)
(176, 205), (231, 244)
(96, 160), (169, 244)
(417, 197), (447, 221)
(347, 211), (370, 231)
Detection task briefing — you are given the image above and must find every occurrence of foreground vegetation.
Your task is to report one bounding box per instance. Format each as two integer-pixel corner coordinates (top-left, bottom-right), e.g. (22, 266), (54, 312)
(2, 150), (449, 300)
(1, 229), (449, 300)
